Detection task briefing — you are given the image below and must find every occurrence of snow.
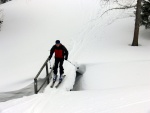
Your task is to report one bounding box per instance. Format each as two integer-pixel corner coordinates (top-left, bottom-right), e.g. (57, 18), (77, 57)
(0, 0), (150, 113)
(0, 0), (93, 92)
(1, 86), (150, 113)
(76, 18), (150, 90)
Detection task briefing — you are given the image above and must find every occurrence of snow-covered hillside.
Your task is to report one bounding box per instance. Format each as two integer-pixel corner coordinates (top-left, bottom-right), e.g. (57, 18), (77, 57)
(0, 0), (99, 92)
(0, 0), (150, 113)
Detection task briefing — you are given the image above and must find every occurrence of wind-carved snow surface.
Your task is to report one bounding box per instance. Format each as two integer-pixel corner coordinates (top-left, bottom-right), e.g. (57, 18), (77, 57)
(1, 0), (150, 113)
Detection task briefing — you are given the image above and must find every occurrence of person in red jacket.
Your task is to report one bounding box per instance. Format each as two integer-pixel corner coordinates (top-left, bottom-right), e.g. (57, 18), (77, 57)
(49, 40), (68, 81)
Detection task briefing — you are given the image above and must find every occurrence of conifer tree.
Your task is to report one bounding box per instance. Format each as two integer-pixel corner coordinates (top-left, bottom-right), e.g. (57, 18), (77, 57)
(140, 0), (150, 29)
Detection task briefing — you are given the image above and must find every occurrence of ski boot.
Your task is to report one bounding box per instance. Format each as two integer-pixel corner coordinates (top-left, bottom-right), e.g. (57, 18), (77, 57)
(59, 75), (63, 82)
(53, 74), (57, 82)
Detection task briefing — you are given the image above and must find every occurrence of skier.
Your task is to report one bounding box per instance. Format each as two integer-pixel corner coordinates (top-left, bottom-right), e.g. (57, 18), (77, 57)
(49, 40), (68, 82)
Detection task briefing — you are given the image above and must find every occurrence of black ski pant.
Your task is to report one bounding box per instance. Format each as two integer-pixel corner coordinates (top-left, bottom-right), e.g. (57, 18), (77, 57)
(53, 58), (64, 75)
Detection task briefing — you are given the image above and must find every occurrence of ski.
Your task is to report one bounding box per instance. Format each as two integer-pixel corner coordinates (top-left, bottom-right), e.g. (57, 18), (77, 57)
(50, 81), (56, 88)
(55, 75), (66, 88)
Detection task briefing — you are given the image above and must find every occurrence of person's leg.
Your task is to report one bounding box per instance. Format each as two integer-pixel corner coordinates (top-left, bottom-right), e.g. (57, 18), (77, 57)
(53, 58), (59, 81)
(59, 58), (64, 76)
(53, 58), (59, 74)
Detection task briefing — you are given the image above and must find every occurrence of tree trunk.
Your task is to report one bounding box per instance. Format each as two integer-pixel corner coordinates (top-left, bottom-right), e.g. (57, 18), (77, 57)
(132, 0), (142, 46)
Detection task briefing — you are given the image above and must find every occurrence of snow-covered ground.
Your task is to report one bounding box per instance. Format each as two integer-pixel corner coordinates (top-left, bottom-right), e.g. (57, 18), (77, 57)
(0, 0), (91, 92)
(0, 0), (150, 112)
(1, 86), (150, 113)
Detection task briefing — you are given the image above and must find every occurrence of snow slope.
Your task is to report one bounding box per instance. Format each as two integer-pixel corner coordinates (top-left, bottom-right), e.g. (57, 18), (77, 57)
(0, 0), (98, 92)
(1, 0), (150, 113)
(76, 18), (150, 90)
(1, 86), (150, 113)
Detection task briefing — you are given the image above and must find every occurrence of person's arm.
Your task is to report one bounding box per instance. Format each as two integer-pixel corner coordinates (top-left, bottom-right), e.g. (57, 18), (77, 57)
(63, 46), (68, 60)
(49, 46), (55, 60)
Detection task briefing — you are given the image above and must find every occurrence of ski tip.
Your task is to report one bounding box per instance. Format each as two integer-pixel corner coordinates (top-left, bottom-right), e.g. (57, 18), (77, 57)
(50, 85), (53, 88)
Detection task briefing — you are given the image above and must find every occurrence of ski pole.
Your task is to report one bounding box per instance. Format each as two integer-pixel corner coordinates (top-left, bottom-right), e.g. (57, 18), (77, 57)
(66, 60), (79, 69)
(49, 60), (52, 69)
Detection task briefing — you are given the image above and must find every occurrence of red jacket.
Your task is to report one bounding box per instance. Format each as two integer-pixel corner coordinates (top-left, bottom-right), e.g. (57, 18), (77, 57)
(49, 44), (68, 60)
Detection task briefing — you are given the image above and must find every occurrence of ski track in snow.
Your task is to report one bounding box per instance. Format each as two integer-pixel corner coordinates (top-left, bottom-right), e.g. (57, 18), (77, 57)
(1, 87), (150, 113)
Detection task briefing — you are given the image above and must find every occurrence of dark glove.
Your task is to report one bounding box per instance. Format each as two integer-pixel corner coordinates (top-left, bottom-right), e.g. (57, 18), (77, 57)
(48, 56), (51, 61)
(65, 57), (67, 60)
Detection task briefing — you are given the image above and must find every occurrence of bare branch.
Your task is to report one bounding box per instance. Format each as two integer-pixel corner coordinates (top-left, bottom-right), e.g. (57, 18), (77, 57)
(100, 5), (136, 17)
(115, 0), (125, 7)
(131, 0), (136, 6)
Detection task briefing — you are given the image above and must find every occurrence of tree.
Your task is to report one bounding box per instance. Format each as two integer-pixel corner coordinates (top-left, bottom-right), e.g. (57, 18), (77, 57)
(132, 0), (142, 46)
(140, 0), (150, 29)
(100, 0), (143, 46)
(1, 0), (7, 3)
(1, 0), (10, 3)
